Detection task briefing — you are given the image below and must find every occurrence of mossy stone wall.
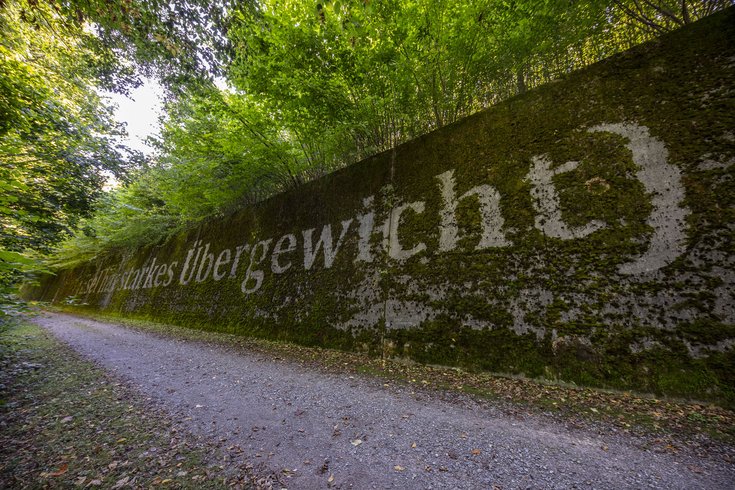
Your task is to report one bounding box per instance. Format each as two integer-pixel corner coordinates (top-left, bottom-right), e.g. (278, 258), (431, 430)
(29, 9), (735, 404)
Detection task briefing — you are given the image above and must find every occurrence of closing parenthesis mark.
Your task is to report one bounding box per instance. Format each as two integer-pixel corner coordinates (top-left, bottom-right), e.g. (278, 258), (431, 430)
(588, 123), (689, 275)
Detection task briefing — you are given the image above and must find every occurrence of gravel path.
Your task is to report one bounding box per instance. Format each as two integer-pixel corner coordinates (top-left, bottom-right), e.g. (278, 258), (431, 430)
(32, 312), (734, 489)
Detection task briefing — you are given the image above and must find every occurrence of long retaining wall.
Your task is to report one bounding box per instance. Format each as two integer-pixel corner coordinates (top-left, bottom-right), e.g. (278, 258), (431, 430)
(30, 10), (735, 404)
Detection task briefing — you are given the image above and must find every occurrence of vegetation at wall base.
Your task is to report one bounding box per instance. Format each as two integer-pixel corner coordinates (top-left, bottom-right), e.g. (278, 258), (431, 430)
(48, 307), (735, 443)
(56, 299), (735, 410)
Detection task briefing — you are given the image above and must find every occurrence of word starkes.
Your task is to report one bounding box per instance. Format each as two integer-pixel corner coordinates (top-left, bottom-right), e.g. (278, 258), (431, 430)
(81, 123), (689, 297)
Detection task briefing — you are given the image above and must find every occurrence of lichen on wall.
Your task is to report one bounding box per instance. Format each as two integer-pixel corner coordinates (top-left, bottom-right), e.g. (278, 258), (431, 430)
(28, 9), (735, 406)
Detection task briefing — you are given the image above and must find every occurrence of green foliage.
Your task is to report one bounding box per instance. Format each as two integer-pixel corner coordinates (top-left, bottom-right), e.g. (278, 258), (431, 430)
(0, 249), (50, 320)
(1, 0), (244, 292)
(0, 2), (134, 244)
(51, 87), (319, 264)
(613, 0), (732, 33)
(0, 1), (142, 303)
(155, 90), (312, 209)
(228, 0), (642, 164)
(10, 0), (240, 94)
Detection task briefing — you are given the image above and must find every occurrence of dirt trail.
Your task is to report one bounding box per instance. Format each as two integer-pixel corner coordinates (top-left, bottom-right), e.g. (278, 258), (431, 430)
(32, 312), (734, 489)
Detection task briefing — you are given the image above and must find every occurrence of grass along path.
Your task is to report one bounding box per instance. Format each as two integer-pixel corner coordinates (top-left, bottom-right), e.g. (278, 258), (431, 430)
(0, 318), (275, 489)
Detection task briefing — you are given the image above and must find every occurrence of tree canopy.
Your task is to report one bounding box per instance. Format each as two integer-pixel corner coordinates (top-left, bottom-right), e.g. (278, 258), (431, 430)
(0, 0), (234, 302)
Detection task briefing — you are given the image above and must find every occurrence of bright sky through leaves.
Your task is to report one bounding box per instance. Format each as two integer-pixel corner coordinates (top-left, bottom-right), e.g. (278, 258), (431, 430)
(102, 79), (164, 156)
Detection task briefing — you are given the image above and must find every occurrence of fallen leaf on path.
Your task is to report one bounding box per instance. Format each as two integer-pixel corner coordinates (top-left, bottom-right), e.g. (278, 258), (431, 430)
(394, 465), (405, 471)
(328, 474), (335, 483)
(411, 442), (417, 448)
(112, 476), (130, 489)
(471, 449), (481, 455)
(49, 463), (68, 476)
(351, 439), (363, 446)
